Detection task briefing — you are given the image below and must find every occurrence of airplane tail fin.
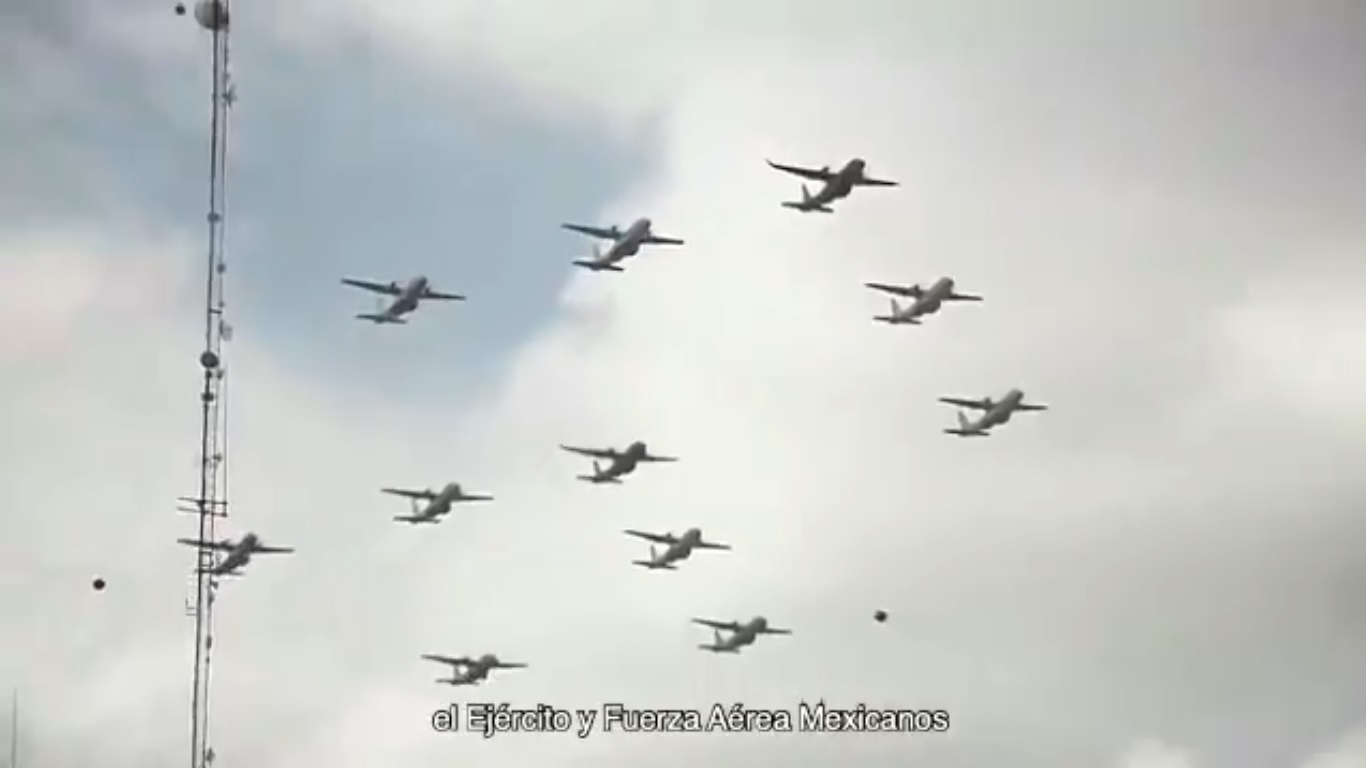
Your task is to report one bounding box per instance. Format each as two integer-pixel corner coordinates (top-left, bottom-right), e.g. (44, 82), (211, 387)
(944, 410), (989, 437)
(782, 184), (832, 213)
(577, 460), (623, 484)
(698, 629), (738, 652)
(874, 299), (915, 324)
(633, 545), (676, 570)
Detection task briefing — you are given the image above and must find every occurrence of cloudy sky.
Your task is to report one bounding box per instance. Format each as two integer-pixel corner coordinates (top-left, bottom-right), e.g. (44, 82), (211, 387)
(2, 1), (1365, 767)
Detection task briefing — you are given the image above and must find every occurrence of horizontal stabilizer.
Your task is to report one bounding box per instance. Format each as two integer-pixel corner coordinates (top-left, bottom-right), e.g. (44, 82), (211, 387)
(781, 201), (834, 213)
(632, 560), (677, 570)
(577, 474), (623, 484)
(393, 516), (440, 524)
(355, 313), (406, 324)
(572, 260), (625, 272)
(944, 429), (990, 437)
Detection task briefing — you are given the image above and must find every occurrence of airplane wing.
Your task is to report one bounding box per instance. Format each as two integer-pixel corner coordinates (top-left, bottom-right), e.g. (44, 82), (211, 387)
(640, 452), (678, 463)
(453, 491), (494, 502)
(422, 653), (473, 667)
(559, 444), (618, 460)
(177, 537), (236, 552)
(491, 661), (528, 669)
(853, 176), (898, 187)
(561, 223), (619, 240)
(938, 397), (993, 411)
(341, 278), (402, 296)
(864, 282), (922, 298)
(765, 159), (836, 182)
(623, 529), (677, 545)
(694, 539), (732, 551)
(1015, 402), (1048, 411)
(251, 544), (294, 554)
(420, 288), (466, 301)
(760, 626), (793, 635)
(692, 618), (741, 631)
(382, 487), (437, 500)
(644, 235), (684, 246)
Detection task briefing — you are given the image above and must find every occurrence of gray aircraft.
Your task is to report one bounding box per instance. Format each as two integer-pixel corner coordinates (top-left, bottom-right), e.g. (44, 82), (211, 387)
(939, 389), (1048, 437)
(383, 482), (494, 524)
(868, 277), (982, 325)
(559, 441), (677, 484)
(692, 616), (792, 654)
(341, 275), (465, 324)
(625, 527), (731, 570)
(561, 217), (684, 272)
(766, 157), (897, 212)
(421, 653), (527, 686)
(176, 532), (293, 576)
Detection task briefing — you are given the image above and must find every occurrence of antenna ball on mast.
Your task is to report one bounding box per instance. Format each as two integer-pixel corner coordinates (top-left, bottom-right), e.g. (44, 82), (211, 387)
(190, 0), (230, 30)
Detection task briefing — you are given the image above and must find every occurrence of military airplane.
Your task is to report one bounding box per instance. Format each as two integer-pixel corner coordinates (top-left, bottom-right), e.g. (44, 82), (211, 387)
(561, 217), (684, 272)
(692, 616), (791, 653)
(175, 532), (294, 576)
(383, 482), (494, 524)
(766, 157), (897, 212)
(939, 389), (1048, 437)
(869, 276), (982, 325)
(625, 527), (731, 570)
(421, 653), (527, 686)
(559, 441), (677, 484)
(340, 275), (465, 324)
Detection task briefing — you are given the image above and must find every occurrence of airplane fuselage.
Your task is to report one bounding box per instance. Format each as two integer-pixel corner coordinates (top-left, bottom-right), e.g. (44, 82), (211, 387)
(661, 532), (702, 562)
(415, 487), (458, 519)
(977, 389), (1025, 429)
(606, 441), (649, 475)
(913, 277), (955, 314)
(605, 218), (652, 259)
(212, 547), (249, 575)
(385, 276), (428, 316)
(809, 159), (867, 203)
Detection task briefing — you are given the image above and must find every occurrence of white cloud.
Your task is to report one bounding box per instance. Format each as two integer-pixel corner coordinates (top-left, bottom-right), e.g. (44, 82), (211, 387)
(1116, 741), (1198, 768)
(1303, 727), (1366, 768)
(5, 2), (1366, 768)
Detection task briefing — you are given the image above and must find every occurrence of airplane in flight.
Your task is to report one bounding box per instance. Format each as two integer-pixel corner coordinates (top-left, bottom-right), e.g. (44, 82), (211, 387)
(692, 616), (792, 653)
(766, 157), (897, 212)
(421, 653), (527, 686)
(559, 441), (677, 484)
(868, 276), (983, 325)
(175, 532), (294, 576)
(561, 217), (684, 272)
(939, 389), (1048, 437)
(382, 482), (494, 524)
(340, 275), (465, 324)
(624, 527), (731, 570)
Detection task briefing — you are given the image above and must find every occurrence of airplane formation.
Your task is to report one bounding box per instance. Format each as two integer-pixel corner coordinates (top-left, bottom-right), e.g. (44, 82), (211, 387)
(183, 154), (1051, 684)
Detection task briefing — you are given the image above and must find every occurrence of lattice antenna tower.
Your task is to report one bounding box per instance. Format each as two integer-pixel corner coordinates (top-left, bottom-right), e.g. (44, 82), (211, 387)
(175, 3), (235, 768)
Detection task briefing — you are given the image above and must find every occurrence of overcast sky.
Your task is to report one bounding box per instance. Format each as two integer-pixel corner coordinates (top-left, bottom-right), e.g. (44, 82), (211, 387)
(2, 1), (1365, 768)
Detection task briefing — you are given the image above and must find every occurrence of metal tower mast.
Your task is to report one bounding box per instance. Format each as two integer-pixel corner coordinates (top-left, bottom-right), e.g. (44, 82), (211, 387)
(178, 3), (235, 768)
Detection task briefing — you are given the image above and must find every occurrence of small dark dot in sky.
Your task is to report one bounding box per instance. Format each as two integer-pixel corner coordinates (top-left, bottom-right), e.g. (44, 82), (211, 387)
(92, 577), (106, 591)
(873, 609), (888, 622)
